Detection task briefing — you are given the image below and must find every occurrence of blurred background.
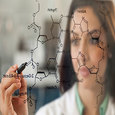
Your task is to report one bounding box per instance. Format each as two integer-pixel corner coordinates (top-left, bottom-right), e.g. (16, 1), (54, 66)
(0, 0), (72, 114)
(0, 0), (114, 114)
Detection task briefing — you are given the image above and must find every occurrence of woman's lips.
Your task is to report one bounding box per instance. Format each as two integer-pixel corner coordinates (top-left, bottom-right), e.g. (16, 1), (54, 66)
(79, 66), (90, 77)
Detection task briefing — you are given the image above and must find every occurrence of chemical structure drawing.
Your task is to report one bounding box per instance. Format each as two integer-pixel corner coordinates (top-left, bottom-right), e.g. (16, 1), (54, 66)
(29, 56), (59, 88)
(37, 34), (48, 44)
(56, 50), (70, 67)
(71, 14), (106, 105)
(58, 15), (72, 51)
(59, 15), (72, 31)
(24, 0), (109, 111)
(47, 57), (60, 83)
(50, 15), (62, 39)
(27, 93), (37, 108)
(24, 89), (37, 114)
(26, 13), (73, 86)
(34, 62), (48, 82)
(50, 14), (71, 42)
(47, 58), (57, 74)
(25, 0), (50, 110)
(31, 50), (70, 85)
(34, 54), (62, 83)
(28, 14), (72, 66)
(28, 0), (41, 33)
(72, 16), (89, 37)
(41, 57), (59, 83)
(27, 50), (39, 69)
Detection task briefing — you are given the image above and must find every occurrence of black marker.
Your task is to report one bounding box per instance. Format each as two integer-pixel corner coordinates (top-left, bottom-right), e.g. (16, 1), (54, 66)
(16, 62), (27, 74)
(14, 62), (27, 96)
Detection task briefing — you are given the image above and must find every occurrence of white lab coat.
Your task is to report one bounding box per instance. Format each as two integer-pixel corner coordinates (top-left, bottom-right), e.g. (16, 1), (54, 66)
(36, 83), (115, 115)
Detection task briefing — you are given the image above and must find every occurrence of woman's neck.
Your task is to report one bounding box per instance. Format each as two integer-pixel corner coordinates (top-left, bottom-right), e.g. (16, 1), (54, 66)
(78, 83), (105, 115)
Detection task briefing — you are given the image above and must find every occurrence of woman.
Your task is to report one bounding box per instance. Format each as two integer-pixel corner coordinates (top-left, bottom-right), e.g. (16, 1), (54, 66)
(0, 0), (115, 115)
(37, 0), (115, 114)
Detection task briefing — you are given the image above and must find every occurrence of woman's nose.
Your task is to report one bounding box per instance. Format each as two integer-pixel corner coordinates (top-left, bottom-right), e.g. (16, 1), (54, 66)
(77, 41), (89, 67)
(77, 52), (86, 67)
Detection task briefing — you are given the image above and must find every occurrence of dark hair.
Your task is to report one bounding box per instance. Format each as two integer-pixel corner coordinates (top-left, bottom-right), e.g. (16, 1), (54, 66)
(59, 0), (115, 99)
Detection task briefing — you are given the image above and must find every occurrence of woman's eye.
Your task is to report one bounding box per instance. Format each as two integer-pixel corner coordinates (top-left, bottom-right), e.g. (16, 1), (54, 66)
(71, 38), (81, 46)
(90, 37), (99, 45)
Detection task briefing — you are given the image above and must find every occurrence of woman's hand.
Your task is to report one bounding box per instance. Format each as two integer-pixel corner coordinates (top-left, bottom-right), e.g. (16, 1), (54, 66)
(0, 64), (28, 115)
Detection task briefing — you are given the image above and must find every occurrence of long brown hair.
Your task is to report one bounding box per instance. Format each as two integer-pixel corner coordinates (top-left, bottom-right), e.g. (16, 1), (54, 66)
(59, 0), (115, 98)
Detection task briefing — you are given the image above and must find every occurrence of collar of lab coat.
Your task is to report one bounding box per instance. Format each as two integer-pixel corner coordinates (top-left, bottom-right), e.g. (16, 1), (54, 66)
(75, 83), (109, 115)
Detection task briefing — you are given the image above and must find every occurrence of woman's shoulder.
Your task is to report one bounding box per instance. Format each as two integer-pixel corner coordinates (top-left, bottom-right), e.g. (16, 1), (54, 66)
(35, 83), (79, 115)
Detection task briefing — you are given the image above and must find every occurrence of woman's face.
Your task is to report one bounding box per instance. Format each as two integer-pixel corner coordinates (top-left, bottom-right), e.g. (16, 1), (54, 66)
(70, 7), (108, 89)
